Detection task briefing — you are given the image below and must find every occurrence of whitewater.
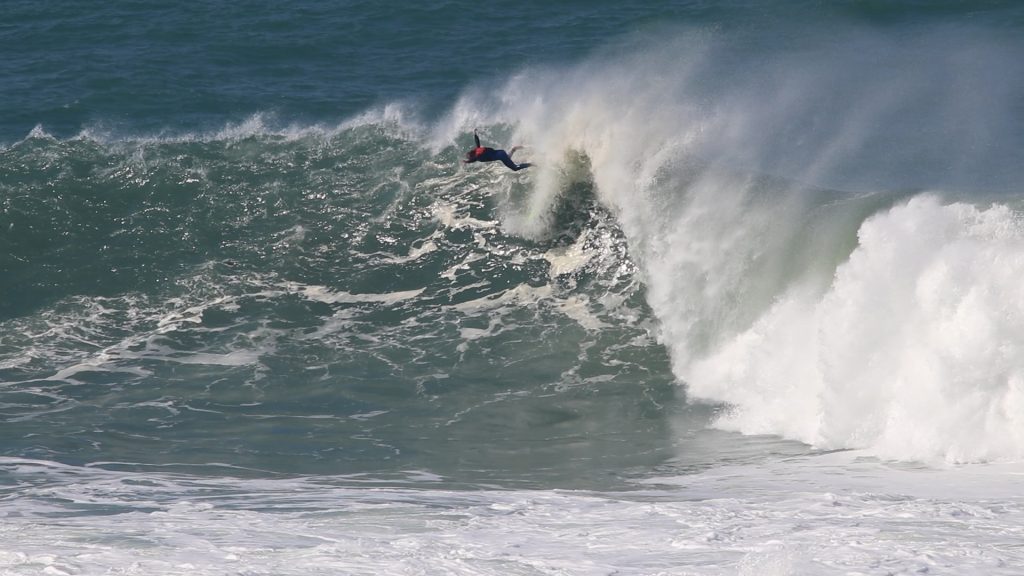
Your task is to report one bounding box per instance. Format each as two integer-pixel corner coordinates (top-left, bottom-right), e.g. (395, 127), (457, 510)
(4, 2), (1024, 574)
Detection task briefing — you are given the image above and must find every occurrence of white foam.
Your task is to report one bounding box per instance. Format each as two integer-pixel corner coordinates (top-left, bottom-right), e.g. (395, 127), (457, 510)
(376, 240), (438, 264)
(553, 295), (609, 331)
(3, 456), (1024, 575)
(287, 283), (425, 305)
(432, 201), (497, 230)
(26, 124), (54, 140)
(9, 101), (430, 149)
(452, 283), (553, 314)
(543, 229), (594, 277)
(684, 197), (1024, 462)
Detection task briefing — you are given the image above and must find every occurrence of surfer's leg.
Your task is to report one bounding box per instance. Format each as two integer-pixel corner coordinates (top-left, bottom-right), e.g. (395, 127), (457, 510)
(496, 150), (522, 171)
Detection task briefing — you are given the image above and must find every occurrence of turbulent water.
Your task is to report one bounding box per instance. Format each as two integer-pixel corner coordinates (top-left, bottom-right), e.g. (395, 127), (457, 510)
(3, 2), (1024, 574)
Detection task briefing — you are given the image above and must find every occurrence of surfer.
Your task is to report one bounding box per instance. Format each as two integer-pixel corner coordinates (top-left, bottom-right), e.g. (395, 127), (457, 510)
(463, 129), (531, 171)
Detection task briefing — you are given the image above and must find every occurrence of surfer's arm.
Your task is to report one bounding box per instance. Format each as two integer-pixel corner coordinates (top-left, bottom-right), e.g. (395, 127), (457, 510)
(473, 130), (481, 149)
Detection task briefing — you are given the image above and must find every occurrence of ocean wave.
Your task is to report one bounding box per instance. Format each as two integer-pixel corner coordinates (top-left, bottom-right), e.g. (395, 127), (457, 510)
(5, 21), (1024, 465)
(449, 24), (1024, 462)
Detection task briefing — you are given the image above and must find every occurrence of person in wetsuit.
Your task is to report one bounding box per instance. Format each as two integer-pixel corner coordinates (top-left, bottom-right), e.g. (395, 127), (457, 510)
(463, 129), (531, 171)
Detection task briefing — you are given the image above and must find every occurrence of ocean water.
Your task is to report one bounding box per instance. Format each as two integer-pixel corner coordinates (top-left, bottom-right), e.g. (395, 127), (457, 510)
(3, 1), (1024, 574)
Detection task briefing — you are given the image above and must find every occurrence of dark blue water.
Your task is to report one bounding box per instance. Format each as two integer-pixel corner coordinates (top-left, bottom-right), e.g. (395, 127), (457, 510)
(2, 1), (648, 138)
(6, 1), (1020, 140)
